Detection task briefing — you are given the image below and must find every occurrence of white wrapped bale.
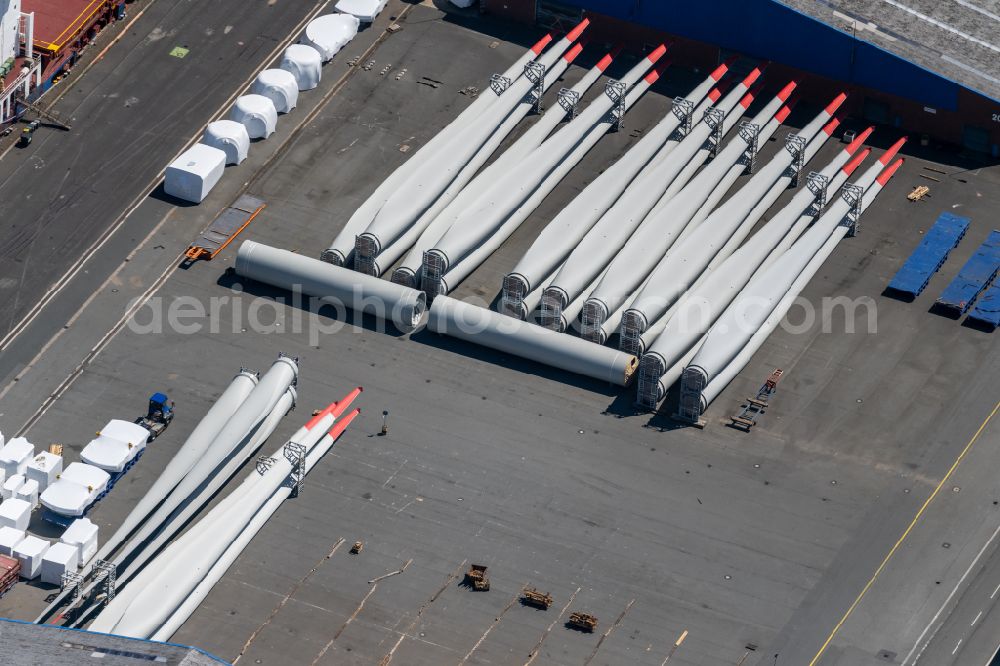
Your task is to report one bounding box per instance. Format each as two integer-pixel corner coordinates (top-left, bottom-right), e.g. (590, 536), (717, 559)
(41, 542), (79, 585)
(280, 44), (322, 90)
(61, 518), (99, 565)
(230, 94), (278, 139)
(164, 144), (227, 204)
(251, 69), (299, 113)
(15, 478), (39, 508)
(304, 13), (359, 58)
(25, 451), (62, 492)
(0, 498), (32, 530)
(14, 535), (50, 579)
(0, 526), (24, 556)
(202, 120), (250, 165)
(0, 436), (34, 477)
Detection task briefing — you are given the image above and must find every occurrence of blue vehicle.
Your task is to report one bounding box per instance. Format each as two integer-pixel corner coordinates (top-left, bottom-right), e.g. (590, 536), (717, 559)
(135, 393), (175, 441)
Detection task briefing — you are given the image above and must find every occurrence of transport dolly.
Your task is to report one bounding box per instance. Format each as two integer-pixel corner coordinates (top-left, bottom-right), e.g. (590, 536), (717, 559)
(521, 586), (553, 609)
(730, 368), (783, 432)
(465, 564), (490, 591)
(567, 611), (598, 632)
(183, 194), (265, 265)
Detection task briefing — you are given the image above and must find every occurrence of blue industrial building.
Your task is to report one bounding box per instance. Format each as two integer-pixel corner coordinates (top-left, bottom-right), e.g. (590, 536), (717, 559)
(483, 0), (1000, 155)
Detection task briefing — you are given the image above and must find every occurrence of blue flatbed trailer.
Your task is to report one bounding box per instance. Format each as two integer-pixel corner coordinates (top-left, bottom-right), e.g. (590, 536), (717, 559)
(886, 213), (970, 299)
(935, 230), (1000, 316)
(967, 282), (1000, 329)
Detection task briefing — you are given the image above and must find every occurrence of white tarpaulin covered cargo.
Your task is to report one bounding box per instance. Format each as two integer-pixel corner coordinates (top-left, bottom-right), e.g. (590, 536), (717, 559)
(281, 44), (322, 90)
(14, 535), (49, 579)
(336, 0), (387, 22)
(304, 13), (359, 58)
(251, 69), (299, 113)
(41, 542), (79, 586)
(81, 419), (149, 473)
(0, 436), (33, 477)
(61, 518), (98, 564)
(0, 497), (31, 530)
(26, 451), (62, 492)
(0, 526), (24, 556)
(164, 144), (226, 204)
(40, 463), (110, 517)
(202, 120), (250, 165)
(230, 94), (278, 139)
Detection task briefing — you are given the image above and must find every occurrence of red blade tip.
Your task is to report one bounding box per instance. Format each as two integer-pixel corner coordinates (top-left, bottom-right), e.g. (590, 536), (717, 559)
(824, 92), (848, 116)
(707, 86), (723, 103)
(646, 43), (668, 64)
(596, 50), (615, 71)
(822, 117), (841, 136)
(531, 34), (552, 55)
(740, 90), (757, 110)
(327, 408), (361, 438)
(564, 42), (583, 63)
(709, 61), (729, 81)
(330, 387), (363, 418)
(842, 147), (869, 176)
(777, 80), (797, 101)
(879, 136), (907, 165)
(876, 158), (904, 185)
(741, 67), (763, 89)
(775, 104), (793, 123)
(845, 126), (874, 154)
(644, 59), (669, 84)
(565, 18), (590, 43)
(304, 401), (338, 429)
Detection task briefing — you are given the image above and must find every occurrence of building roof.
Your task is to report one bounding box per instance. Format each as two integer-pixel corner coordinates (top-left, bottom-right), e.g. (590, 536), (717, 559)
(0, 618), (229, 666)
(779, 0), (1000, 102)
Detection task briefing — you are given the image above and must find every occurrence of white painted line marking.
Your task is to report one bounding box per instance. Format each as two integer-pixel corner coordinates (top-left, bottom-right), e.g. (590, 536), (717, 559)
(953, 638), (963, 655)
(939, 54), (1000, 87)
(984, 641), (1000, 666)
(904, 524), (1000, 664)
(953, 0), (1000, 25)
(972, 610), (983, 626)
(991, 582), (1000, 599)
(0, 0), (331, 355)
(878, 0), (1000, 53)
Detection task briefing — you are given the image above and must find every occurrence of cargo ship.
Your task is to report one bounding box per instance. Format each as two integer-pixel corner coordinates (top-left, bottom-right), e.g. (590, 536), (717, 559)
(1, 0), (128, 124)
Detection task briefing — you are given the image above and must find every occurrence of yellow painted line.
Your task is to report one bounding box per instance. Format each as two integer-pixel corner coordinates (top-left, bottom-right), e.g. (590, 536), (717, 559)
(808, 399), (1000, 666)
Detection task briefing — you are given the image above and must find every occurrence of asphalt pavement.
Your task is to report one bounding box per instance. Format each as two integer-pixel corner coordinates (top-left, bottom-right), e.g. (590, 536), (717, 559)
(0, 1), (997, 665)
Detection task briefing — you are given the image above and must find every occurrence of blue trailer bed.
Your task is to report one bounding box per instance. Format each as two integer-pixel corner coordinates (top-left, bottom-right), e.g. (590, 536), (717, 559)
(886, 213), (970, 299)
(966, 280), (1000, 330)
(935, 230), (1000, 316)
